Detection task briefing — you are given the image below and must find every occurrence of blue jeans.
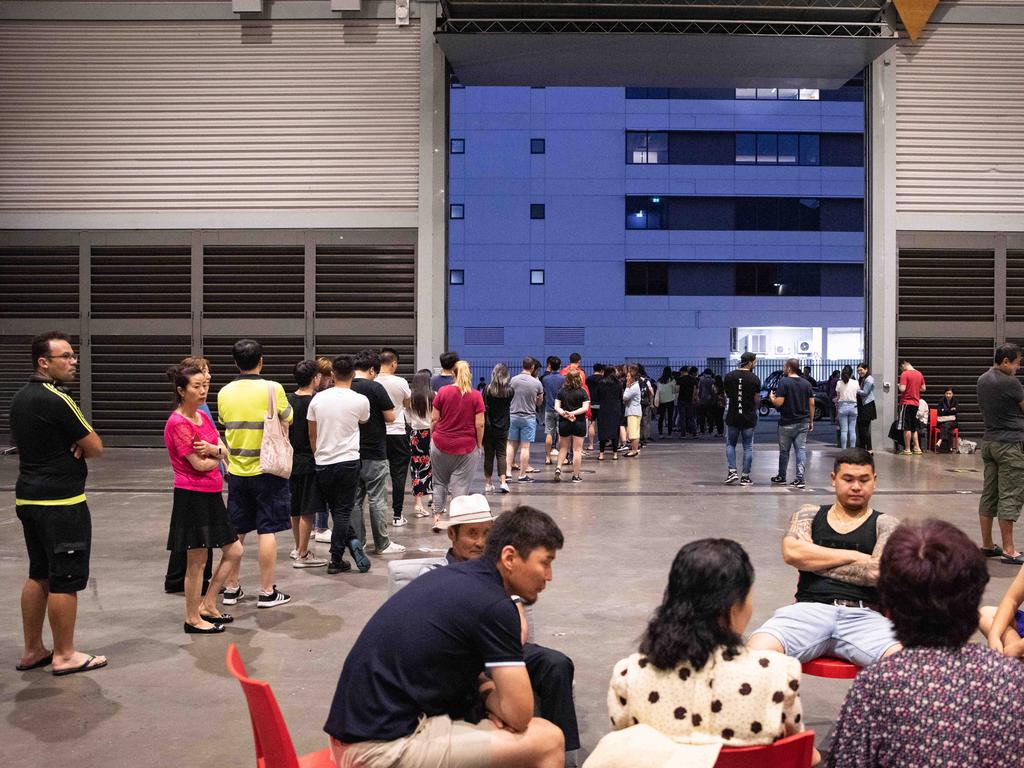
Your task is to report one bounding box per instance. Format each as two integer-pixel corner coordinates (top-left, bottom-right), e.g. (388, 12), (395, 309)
(726, 424), (756, 475)
(778, 422), (809, 480)
(837, 402), (857, 448)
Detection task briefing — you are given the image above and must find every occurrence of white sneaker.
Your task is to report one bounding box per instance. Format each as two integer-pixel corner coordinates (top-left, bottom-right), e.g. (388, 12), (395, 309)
(499, 482), (511, 494)
(293, 551), (328, 568)
(549, 448), (559, 456)
(484, 483), (495, 493)
(392, 516), (408, 527)
(289, 548), (299, 560)
(313, 529), (333, 543)
(376, 542), (406, 555)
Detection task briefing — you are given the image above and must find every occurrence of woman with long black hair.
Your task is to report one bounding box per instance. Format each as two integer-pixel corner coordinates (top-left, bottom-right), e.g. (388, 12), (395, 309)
(407, 369), (434, 517)
(656, 365), (678, 438)
(856, 362), (876, 451)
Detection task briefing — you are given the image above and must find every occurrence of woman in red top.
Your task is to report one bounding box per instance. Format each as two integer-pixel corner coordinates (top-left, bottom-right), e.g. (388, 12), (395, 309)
(429, 360), (484, 531)
(163, 364), (242, 634)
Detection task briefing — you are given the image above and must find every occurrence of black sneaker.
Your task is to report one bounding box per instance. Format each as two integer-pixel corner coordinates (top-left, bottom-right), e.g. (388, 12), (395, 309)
(256, 586), (291, 609)
(221, 585), (244, 605)
(738, 475), (753, 486)
(517, 475), (535, 483)
(770, 475), (787, 485)
(790, 477), (806, 490)
(571, 474), (582, 483)
(327, 559), (352, 574)
(724, 470), (739, 485)
(348, 539), (372, 573)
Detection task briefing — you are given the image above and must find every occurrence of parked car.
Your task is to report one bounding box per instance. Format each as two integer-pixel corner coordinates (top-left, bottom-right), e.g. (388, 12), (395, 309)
(758, 370), (831, 420)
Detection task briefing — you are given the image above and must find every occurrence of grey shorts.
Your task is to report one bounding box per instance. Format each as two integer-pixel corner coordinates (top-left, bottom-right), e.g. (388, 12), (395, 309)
(544, 410), (559, 436)
(752, 602), (898, 667)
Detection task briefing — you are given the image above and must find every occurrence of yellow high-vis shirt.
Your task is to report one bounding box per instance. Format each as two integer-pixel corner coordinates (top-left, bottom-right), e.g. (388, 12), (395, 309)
(217, 375), (293, 477)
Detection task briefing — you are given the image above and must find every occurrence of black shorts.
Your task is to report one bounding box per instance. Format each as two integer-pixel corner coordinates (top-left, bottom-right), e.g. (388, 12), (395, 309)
(558, 419), (587, 439)
(898, 404), (919, 432)
(289, 471), (324, 518)
(17, 501), (91, 593)
(227, 473), (291, 535)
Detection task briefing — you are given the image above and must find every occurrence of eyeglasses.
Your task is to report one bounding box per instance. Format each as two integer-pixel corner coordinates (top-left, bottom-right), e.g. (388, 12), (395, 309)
(45, 353), (78, 361)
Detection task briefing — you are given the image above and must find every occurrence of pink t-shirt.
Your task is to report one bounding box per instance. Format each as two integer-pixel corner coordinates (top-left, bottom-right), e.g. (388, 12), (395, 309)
(432, 386), (485, 455)
(164, 410), (223, 493)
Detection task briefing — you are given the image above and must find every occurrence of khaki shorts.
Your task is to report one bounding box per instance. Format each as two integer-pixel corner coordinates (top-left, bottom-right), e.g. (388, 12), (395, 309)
(626, 415), (641, 441)
(330, 714), (495, 768)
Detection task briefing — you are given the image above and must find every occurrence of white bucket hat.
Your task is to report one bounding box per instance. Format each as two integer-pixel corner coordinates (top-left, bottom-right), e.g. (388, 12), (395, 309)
(440, 494), (495, 528)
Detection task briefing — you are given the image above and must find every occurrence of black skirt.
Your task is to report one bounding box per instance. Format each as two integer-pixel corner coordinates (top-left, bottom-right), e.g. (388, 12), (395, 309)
(167, 487), (238, 552)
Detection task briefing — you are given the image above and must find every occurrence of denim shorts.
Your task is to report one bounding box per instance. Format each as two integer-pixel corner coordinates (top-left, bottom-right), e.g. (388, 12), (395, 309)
(508, 415), (537, 443)
(752, 601), (899, 667)
(227, 473), (291, 535)
(544, 410), (559, 436)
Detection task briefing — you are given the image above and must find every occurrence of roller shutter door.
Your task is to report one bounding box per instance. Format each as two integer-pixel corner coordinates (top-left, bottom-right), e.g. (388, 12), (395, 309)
(315, 336), (416, 379)
(203, 336), (307, 426)
(316, 246), (415, 321)
(0, 19), (420, 214)
(897, 249), (994, 322)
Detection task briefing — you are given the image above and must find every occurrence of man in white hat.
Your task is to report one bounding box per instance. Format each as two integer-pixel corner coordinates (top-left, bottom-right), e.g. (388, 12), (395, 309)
(440, 496), (581, 764)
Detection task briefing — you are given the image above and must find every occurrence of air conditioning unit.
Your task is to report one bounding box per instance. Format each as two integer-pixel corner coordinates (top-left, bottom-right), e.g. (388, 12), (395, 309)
(775, 345), (786, 355)
(798, 341), (811, 353)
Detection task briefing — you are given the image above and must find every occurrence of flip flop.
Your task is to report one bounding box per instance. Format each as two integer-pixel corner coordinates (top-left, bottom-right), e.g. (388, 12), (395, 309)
(53, 654), (107, 677)
(15, 652), (53, 671)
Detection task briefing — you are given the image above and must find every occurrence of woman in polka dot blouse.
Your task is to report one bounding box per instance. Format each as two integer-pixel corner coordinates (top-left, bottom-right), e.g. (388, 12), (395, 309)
(605, 539), (816, 760)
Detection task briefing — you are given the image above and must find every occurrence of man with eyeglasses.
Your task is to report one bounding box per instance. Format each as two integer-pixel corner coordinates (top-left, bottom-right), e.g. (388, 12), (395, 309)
(9, 331), (107, 676)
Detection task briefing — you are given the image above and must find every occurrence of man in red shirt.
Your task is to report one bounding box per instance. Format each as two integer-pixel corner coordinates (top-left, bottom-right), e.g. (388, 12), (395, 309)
(898, 359), (926, 455)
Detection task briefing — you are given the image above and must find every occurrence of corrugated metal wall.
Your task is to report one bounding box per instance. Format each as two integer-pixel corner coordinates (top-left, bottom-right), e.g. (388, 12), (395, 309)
(895, 23), (1024, 214)
(0, 19), (421, 213)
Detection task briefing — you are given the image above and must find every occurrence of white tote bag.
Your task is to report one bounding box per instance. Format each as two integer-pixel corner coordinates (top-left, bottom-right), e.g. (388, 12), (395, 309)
(259, 382), (293, 478)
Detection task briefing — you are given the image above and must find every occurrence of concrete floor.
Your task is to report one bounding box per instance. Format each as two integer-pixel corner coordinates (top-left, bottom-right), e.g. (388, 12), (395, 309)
(0, 440), (1007, 768)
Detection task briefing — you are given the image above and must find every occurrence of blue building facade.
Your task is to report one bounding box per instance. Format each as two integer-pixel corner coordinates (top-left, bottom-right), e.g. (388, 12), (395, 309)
(447, 83), (865, 368)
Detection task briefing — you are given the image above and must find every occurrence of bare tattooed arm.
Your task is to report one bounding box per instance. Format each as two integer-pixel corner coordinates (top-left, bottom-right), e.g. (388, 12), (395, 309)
(782, 505), (869, 573)
(819, 513), (900, 587)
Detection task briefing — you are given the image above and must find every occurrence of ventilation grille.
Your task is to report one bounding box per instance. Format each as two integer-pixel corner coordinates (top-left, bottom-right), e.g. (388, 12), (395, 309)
(201, 336), (306, 424)
(316, 247), (415, 319)
(544, 327), (586, 346)
(0, 248), (79, 318)
(1007, 251), (1024, 322)
(203, 247), (304, 319)
(465, 327), (504, 346)
(90, 335), (190, 440)
(91, 247), (191, 319)
(315, 336), (415, 378)
(898, 249), (994, 322)
(0, 336), (77, 440)
(896, 337), (992, 436)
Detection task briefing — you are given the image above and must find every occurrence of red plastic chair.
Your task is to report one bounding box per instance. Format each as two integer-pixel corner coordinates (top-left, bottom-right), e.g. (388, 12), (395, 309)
(801, 655), (860, 679)
(715, 730), (815, 767)
(226, 644), (334, 768)
(929, 409), (958, 452)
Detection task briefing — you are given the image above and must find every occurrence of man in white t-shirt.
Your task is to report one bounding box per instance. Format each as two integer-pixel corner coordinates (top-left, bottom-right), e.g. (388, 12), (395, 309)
(308, 354), (372, 575)
(377, 348), (413, 529)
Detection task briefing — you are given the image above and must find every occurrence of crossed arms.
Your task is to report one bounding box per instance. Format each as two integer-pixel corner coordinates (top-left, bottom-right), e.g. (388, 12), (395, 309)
(782, 504), (900, 586)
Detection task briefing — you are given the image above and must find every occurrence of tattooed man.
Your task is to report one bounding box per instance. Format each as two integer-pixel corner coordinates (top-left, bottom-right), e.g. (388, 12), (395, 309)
(748, 447), (903, 667)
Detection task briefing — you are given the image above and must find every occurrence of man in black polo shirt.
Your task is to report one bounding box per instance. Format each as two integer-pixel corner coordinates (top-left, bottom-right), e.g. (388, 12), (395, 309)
(10, 331), (107, 676)
(324, 505), (566, 768)
(748, 448), (902, 668)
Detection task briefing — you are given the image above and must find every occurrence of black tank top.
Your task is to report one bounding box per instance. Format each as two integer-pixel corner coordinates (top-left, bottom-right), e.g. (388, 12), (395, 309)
(795, 505), (881, 605)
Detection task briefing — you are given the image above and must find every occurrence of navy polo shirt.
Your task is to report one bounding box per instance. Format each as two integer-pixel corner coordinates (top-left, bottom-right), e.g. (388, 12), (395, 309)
(324, 557), (524, 743)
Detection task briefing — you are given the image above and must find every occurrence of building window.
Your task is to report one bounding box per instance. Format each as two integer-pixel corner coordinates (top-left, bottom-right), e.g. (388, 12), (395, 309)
(450, 138), (465, 154)
(625, 262), (669, 295)
(625, 196), (666, 230)
(778, 134), (799, 164)
(450, 204), (464, 220)
(625, 87), (670, 99)
(735, 263), (822, 296)
(756, 133), (778, 164)
(735, 87), (820, 100)
(449, 269), (465, 285)
(531, 138), (546, 154)
(735, 87), (756, 100)
(799, 134), (820, 165)
(625, 261), (854, 297)
(530, 203), (545, 220)
(735, 134), (756, 164)
(626, 131), (669, 164)
(530, 269), (545, 285)
(736, 133), (817, 165)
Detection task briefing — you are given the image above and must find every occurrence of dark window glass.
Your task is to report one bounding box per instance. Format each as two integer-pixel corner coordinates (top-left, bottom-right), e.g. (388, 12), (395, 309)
(798, 198), (821, 231)
(450, 204), (464, 220)
(735, 264), (760, 295)
(625, 87), (669, 99)
(820, 134), (863, 167)
(778, 134), (799, 164)
(735, 198), (757, 231)
(628, 196), (858, 231)
(821, 264), (864, 296)
(736, 134), (756, 164)
(628, 261), (837, 296)
(449, 269), (464, 285)
(648, 263), (668, 294)
(531, 138), (546, 154)
(450, 138), (465, 154)
(668, 197), (733, 230)
(646, 132), (668, 164)
(530, 203), (545, 220)
(625, 196), (665, 229)
(626, 131), (648, 164)
(800, 134), (820, 166)
(775, 264), (821, 295)
(626, 131), (668, 164)
(757, 134), (777, 164)
(778, 198), (800, 230)
(625, 262), (647, 293)
(820, 198), (864, 231)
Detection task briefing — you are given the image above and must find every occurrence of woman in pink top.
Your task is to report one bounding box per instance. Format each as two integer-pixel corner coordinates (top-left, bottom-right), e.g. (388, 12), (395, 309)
(429, 360), (485, 531)
(163, 364), (242, 634)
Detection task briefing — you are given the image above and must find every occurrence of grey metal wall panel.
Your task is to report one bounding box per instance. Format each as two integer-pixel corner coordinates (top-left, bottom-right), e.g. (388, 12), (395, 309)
(895, 23), (1024, 214)
(0, 19), (421, 214)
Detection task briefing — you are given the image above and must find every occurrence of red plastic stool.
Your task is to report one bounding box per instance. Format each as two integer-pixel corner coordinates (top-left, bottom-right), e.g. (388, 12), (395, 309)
(801, 655), (860, 679)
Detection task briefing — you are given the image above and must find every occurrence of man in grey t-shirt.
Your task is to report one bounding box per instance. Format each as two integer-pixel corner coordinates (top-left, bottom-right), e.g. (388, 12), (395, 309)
(507, 357), (543, 482)
(977, 343), (1024, 565)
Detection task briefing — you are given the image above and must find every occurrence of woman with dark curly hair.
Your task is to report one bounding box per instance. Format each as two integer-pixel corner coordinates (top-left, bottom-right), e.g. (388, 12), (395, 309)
(602, 539), (812, 761)
(829, 519), (1024, 767)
